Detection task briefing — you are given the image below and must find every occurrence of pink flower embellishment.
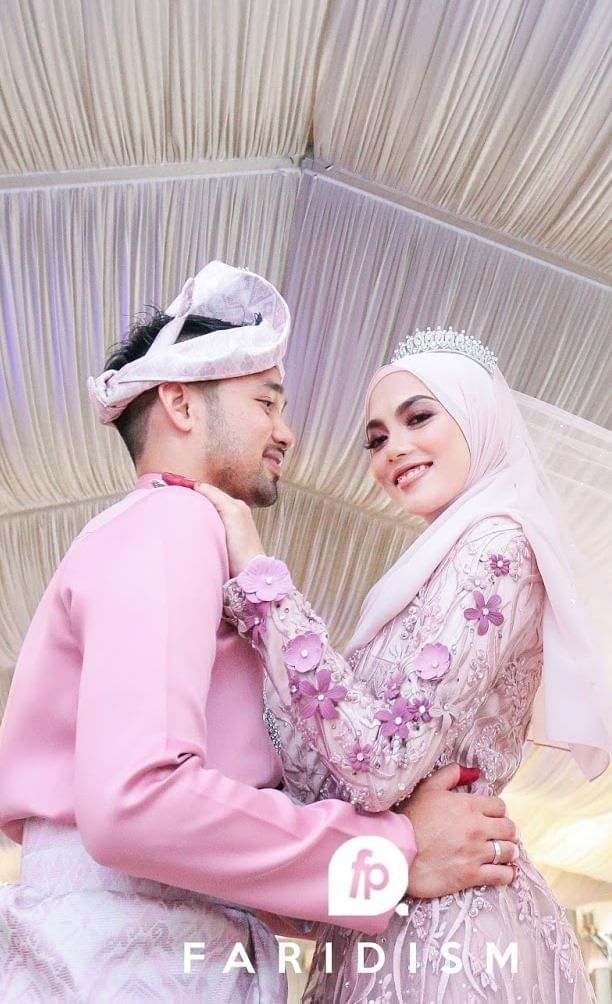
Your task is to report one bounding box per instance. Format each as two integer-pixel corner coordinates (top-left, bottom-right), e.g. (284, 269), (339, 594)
(375, 697), (414, 739)
(405, 696), (432, 723)
(490, 554), (510, 577)
(464, 591), (504, 635)
(298, 669), (347, 719)
(414, 643), (451, 681)
(348, 741), (372, 773)
(243, 603), (267, 644)
(383, 670), (405, 700)
(288, 674), (302, 704)
(237, 556), (293, 603)
(283, 632), (325, 673)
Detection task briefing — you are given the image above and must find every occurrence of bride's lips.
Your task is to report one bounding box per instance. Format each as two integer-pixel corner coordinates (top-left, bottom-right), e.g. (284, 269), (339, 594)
(393, 462), (433, 490)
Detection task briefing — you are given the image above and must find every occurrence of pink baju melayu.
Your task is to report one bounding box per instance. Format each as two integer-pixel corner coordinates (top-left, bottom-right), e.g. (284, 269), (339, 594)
(0, 474), (415, 1002)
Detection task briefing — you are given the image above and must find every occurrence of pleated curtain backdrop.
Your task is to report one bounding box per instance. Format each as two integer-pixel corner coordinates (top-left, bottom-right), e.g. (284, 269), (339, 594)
(0, 0), (611, 908)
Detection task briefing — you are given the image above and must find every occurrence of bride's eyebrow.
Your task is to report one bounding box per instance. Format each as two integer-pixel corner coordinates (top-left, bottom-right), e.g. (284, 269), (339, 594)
(395, 395), (436, 420)
(366, 395), (436, 434)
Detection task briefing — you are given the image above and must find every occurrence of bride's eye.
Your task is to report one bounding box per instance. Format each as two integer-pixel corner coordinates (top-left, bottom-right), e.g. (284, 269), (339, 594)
(407, 411), (433, 425)
(364, 435), (387, 452)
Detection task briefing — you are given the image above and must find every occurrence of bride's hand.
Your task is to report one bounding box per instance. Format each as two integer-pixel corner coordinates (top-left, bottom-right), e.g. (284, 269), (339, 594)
(162, 473), (264, 576)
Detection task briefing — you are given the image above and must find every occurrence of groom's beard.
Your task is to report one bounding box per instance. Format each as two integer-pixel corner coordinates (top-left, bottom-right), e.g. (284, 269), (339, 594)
(203, 405), (280, 509)
(214, 461), (279, 508)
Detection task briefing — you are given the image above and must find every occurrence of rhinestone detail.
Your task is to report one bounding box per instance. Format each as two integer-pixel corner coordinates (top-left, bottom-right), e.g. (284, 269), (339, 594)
(391, 326), (497, 374)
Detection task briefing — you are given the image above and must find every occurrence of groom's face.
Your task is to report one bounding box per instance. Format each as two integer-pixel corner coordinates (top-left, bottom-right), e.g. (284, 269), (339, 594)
(198, 366), (294, 507)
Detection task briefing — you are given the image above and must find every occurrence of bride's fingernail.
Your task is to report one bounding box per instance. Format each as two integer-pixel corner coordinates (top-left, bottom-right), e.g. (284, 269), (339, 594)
(162, 472), (197, 489)
(458, 766), (481, 785)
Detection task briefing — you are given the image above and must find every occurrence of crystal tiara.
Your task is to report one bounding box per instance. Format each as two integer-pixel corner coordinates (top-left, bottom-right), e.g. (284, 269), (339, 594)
(391, 327), (497, 374)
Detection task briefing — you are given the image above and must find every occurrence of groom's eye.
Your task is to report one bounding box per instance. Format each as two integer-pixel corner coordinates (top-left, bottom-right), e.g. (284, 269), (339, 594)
(257, 399), (275, 410)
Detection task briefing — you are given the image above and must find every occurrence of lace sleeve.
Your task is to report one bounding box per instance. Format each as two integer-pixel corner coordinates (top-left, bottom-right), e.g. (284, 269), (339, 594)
(223, 522), (542, 812)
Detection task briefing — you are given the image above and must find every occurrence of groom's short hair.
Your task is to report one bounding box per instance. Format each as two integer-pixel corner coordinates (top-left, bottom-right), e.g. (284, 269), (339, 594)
(104, 311), (258, 462)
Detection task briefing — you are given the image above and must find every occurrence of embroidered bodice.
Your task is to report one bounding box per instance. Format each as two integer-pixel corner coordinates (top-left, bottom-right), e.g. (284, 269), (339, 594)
(224, 516), (545, 811)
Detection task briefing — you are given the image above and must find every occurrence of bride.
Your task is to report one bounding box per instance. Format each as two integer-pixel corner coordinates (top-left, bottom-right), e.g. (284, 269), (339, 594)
(188, 330), (609, 1002)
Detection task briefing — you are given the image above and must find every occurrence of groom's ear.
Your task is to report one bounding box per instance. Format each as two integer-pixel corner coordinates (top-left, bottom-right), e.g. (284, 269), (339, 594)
(156, 382), (195, 431)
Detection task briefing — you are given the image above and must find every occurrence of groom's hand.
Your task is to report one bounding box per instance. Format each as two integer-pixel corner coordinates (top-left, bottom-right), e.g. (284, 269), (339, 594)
(401, 763), (518, 898)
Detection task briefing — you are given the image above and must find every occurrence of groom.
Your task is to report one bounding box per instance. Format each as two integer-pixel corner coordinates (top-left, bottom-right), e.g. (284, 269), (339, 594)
(0, 263), (518, 1000)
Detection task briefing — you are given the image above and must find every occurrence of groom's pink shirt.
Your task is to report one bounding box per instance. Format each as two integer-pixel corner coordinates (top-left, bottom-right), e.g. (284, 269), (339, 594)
(0, 474), (416, 933)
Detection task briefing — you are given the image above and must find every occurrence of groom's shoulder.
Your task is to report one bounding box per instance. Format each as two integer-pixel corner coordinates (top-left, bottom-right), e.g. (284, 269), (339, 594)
(68, 484), (223, 557)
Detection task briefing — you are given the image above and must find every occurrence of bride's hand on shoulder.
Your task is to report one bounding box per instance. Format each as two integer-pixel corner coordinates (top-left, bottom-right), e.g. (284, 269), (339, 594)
(162, 473), (264, 576)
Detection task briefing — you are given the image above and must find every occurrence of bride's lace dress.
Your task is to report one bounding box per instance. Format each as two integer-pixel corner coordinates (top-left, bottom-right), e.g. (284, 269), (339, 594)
(224, 515), (595, 1003)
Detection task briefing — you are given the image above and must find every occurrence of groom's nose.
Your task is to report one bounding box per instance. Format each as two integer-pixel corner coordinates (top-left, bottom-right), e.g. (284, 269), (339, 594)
(272, 414), (295, 450)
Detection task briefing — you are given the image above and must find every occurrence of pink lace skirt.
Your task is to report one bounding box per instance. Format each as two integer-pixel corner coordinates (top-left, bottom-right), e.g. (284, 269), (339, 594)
(0, 818), (286, 1002)
(301, 846), (596, 1004)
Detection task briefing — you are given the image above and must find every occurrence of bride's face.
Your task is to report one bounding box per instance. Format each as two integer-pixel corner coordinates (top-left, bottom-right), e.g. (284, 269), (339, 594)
(366, 370), (471, 521)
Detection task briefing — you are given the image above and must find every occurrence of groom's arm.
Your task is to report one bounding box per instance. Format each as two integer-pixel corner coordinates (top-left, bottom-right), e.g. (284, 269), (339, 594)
(67, 486), (416, 935)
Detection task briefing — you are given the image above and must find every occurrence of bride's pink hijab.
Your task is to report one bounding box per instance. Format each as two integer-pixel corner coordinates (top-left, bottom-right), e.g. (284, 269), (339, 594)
(346, 351), (610, 781)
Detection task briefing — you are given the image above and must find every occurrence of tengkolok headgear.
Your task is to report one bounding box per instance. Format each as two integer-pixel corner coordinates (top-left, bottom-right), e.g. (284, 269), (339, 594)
(88, 261), (291, 425)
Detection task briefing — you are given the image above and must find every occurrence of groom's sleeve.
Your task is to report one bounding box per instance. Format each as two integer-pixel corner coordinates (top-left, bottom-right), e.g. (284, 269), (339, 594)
(68, 486), (416, 935)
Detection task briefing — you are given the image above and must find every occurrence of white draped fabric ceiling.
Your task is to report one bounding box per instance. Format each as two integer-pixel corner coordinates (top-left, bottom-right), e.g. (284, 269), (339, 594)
(0, 0), (611, 909)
